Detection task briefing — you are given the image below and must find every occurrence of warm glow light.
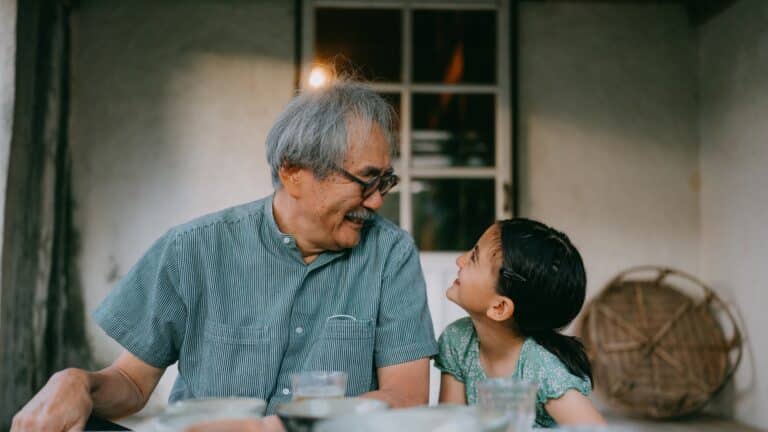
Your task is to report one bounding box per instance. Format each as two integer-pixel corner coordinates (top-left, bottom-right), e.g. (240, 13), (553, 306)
(308, 67), (329, 88)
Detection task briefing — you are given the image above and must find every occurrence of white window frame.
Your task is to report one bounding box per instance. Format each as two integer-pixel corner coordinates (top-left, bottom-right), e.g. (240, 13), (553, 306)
(302, 0), (513, 250)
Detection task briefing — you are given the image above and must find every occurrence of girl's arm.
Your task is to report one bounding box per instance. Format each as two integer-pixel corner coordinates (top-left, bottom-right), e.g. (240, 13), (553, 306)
(545, 389), (606, 425)
(438, 373), (468, 404)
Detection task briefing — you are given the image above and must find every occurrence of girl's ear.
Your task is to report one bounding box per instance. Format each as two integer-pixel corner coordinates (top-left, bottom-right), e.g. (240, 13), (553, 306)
(279, 164), (303, 198)
(486, 296), (515, 322)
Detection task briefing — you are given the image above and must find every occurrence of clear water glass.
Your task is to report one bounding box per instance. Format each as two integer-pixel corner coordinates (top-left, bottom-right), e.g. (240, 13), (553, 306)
(475, 378), (538, 432)
(290, 371), (347, 401)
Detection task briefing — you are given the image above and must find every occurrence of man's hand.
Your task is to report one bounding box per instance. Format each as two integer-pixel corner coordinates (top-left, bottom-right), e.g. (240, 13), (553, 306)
(11, 350), (165, 432)
(11, 368), (94, 432)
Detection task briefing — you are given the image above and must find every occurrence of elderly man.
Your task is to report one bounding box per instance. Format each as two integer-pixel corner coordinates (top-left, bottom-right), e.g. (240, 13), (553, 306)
(12, 80), (437, 431)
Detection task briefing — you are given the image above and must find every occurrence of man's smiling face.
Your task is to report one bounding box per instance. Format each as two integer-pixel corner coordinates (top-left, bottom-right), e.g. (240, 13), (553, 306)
(296, 120), (392, 252)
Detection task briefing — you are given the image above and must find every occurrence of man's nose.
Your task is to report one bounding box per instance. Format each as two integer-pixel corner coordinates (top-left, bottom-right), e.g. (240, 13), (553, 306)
(362, 189), (384, 210)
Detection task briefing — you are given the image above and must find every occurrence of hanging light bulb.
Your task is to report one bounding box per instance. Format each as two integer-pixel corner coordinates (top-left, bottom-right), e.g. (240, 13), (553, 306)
(308, 66), (329, 88)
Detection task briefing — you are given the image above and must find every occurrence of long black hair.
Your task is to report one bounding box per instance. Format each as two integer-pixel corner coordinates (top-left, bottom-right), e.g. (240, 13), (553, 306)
(496, 218), (592, 385)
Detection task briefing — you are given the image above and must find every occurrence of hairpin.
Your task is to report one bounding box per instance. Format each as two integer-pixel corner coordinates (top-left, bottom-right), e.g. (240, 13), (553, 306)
(501, 268), (527, 283)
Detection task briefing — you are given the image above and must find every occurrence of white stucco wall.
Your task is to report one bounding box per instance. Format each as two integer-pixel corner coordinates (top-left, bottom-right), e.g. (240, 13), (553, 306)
(698, 0), (768, 428)
(0, 0), (16, 296)
(69, 0), (294, 411)
(518, 2), (700, 299)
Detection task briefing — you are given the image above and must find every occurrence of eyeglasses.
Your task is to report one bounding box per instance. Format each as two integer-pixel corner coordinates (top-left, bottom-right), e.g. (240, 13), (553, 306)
(333, 166), (399, 199)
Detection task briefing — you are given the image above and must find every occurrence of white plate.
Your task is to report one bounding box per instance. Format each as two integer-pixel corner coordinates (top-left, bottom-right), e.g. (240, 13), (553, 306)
(135, 397), (266, 432)
(277, 397), (389, 418)
(315, 406), (486, 432)
(166, 397), (266, 416)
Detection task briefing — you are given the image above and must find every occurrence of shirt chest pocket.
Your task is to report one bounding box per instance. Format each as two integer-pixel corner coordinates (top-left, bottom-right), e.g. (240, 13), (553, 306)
(303, 318), (376, 396)
(194, 322), (276, 398)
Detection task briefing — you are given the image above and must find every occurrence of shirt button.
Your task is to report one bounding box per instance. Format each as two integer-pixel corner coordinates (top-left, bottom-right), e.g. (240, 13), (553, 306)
(295, 327), (304, 334)
(283, 237), (291, 245)
(282, 388), (290, 395)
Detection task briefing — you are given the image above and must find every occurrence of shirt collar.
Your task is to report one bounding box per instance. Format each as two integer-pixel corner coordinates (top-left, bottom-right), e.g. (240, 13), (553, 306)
(262, 193), (302, 261)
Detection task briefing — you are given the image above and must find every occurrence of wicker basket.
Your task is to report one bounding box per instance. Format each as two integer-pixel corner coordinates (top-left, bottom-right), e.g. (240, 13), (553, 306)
(580, 266), (742, 419)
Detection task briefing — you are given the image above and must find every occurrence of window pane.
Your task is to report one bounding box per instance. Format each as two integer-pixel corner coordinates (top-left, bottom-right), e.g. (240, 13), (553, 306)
(413, 10), (496, 84)
(412, 179), (495, 251)
(412, 94), (495, 168)
(315, 8), (401, 82)
(378, 190), (400, 225)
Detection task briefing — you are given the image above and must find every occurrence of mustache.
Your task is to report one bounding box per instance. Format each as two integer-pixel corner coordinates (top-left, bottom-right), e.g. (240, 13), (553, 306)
(345, 208), (375, 221)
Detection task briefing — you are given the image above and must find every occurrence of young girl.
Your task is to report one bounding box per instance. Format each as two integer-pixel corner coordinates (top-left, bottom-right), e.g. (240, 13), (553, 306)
(435, 218), (605, 428)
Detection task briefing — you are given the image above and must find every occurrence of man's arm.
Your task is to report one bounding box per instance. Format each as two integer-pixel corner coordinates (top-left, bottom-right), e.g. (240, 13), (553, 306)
(12, 350), (164, 432)
(361, 358), (430, 408)
(91, 350), (166, 417)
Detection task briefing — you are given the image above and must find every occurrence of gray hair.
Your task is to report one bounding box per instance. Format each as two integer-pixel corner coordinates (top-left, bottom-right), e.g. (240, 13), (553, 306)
(266, 80), (397, 187)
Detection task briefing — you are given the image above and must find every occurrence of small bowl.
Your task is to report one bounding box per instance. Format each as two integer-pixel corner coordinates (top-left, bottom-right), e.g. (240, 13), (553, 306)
(315, 405), (483, 432)
(165, 397), (266, 416)
(276, 397), (389, 432)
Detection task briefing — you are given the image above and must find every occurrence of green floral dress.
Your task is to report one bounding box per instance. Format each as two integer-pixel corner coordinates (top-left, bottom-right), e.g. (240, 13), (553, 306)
(434, 317), (592, 428)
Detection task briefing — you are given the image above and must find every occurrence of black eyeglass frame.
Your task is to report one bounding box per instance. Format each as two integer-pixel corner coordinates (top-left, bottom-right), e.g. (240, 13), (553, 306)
(333, 166), (400, 199)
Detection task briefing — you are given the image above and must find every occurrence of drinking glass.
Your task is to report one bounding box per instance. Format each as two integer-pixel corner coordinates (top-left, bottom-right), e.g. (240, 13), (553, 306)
(475, 378), (538, 432)
(290, 371), (347, 401)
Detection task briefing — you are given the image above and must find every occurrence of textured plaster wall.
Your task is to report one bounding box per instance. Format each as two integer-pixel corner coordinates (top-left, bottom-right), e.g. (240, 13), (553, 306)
(69, 0), (294, 410)
(698, 0), (768, 427)
(519, 2), (700, 299)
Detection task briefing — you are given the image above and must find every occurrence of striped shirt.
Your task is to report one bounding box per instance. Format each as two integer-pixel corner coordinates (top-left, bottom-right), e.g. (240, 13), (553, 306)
(93, 195), (438, 413)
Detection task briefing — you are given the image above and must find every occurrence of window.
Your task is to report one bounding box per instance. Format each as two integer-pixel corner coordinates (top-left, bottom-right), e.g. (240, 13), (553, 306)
(302, 0), (512, 252)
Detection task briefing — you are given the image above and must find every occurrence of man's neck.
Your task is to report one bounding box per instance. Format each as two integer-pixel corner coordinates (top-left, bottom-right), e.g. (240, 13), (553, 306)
(272, 190), (323, 264)
(471, 315), (526, 378)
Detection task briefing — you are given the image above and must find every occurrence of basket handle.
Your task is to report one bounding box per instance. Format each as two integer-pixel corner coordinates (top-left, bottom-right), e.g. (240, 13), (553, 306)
(714, 296), (744, 386)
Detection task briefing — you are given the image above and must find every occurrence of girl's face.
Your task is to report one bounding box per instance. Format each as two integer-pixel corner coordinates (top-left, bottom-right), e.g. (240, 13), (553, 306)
(446, 224), (505, 315)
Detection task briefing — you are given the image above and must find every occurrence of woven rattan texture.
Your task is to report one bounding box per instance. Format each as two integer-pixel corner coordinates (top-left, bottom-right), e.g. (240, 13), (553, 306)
(581, 267), (741, 419)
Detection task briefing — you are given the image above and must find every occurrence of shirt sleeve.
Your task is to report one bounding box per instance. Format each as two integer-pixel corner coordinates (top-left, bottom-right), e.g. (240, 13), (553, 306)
(373, 236), (438, 368)
(92, 229), (187, 368)
(433, 320), (468, 382)
(534, 351), (591, 405)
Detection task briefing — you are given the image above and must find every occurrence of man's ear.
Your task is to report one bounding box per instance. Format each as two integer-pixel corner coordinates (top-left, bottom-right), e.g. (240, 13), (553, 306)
(278, 164), (303, 198)
(486, 296), (515, 323)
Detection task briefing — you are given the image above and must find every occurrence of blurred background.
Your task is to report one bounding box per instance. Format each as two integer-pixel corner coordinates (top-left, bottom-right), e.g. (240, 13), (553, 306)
(0, 0), (766, 430)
